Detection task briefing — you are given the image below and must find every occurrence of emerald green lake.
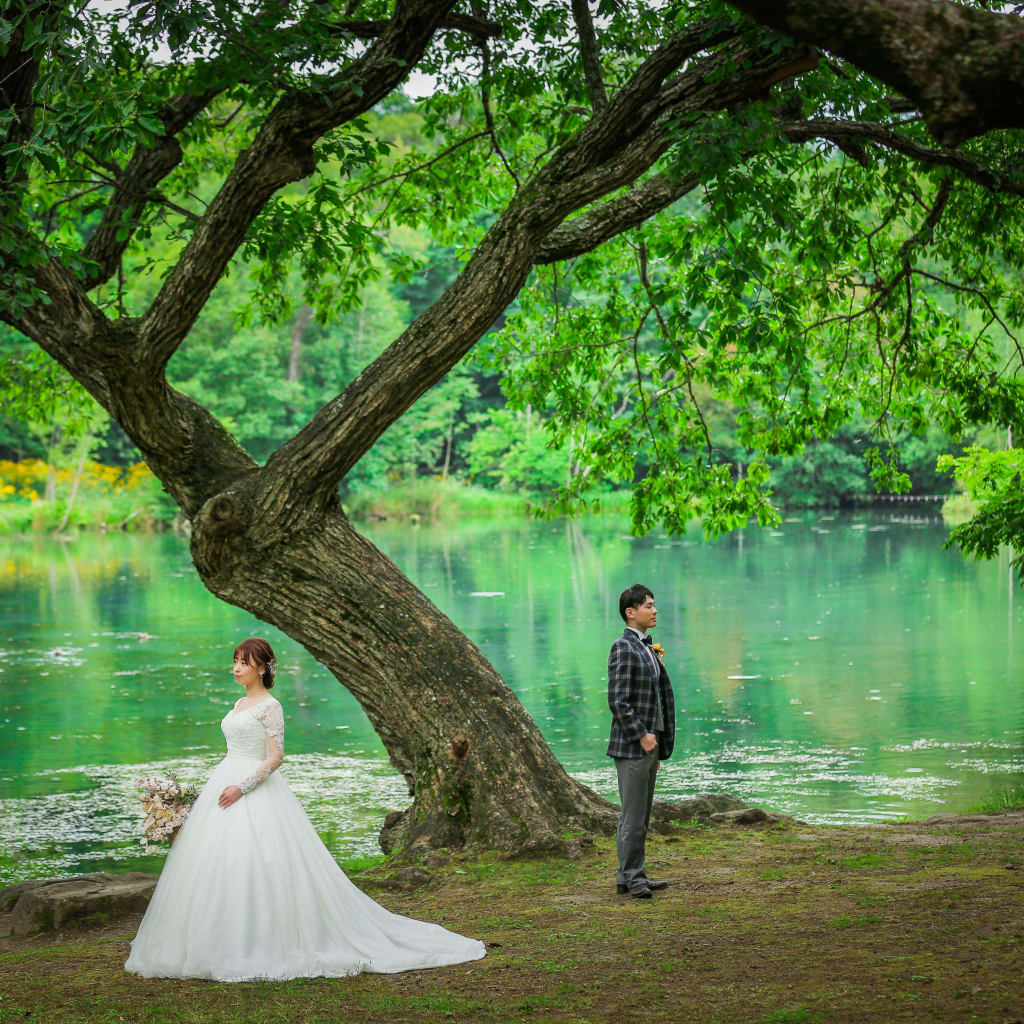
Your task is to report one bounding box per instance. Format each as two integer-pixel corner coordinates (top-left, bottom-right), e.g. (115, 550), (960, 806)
(1, 510), (1022, 884)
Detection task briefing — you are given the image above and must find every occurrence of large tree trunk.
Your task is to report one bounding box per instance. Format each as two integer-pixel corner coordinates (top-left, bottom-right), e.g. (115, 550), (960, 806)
(723, 0), (1024, 144)
(190, 487), (617, 856)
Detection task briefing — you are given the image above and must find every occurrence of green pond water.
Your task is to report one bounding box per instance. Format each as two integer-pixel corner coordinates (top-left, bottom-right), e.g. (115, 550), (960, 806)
(1, 509), (1022, 884)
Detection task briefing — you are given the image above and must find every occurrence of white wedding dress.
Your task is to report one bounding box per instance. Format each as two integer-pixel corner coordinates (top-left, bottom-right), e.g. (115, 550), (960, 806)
(124, 695), (485, 981)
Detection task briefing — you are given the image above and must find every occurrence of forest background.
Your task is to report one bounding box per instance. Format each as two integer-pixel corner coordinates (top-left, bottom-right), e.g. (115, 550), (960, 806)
(0, 89), (994, 536)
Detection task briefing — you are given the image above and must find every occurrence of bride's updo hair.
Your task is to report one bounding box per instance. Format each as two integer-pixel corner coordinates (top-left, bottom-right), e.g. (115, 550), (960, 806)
(233, 637), (277, 689)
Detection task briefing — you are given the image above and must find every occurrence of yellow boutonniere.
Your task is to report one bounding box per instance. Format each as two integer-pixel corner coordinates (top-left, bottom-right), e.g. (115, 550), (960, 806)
(651, 642), (665, 659)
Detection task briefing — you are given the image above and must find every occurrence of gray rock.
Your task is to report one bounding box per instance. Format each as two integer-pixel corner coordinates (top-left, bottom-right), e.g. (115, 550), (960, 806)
(710, 807), (770, 825)
(6, 872), (157, 938)
(651, 792), (749, 825)
(355, 866), (434, 892)
(708, 807), (803, 827)
(378, 809), (409, 855)
(920, 811), (1024, 827)
(395, 865), (433, 890)
(0, 877), (63, 912)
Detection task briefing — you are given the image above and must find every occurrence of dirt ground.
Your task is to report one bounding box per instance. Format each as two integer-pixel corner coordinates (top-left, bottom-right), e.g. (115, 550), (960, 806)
(1, 812), (1022, 1024)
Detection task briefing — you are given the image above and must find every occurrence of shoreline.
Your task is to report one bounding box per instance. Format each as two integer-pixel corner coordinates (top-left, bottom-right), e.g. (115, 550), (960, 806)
(4, 779), (1020, 890)
(0, 461), (965, 537)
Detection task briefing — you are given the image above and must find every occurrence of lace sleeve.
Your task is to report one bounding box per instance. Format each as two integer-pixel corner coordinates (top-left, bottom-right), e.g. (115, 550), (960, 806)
(237, 699), (285, 795)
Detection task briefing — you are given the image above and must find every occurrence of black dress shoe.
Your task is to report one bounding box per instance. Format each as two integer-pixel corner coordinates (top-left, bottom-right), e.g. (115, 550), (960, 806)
(629, 882), (653, 898)
(617, 880), (669, 894)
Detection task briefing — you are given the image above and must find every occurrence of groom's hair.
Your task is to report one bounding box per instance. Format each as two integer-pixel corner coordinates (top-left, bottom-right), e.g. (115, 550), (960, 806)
(619, 584), (654, 623)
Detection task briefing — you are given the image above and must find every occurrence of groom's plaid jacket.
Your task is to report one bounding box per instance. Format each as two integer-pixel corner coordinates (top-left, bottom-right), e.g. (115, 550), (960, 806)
(606, 629), (676, 760)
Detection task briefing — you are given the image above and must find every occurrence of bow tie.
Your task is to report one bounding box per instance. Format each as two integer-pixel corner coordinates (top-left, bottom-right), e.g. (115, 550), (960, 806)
(641, 635), (653, 645)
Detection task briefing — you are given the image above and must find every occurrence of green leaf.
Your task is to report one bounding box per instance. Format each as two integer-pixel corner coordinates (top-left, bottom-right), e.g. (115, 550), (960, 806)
(136, 114), (165, 135)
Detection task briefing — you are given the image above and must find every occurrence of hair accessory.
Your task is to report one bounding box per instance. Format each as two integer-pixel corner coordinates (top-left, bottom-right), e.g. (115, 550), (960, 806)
(268, 658), (277, 673)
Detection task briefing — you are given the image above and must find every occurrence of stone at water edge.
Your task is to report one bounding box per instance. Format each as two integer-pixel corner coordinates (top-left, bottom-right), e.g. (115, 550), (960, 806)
(352, 866), (434, 892)
(1, 872), (158, 938)
(650, 792), (749, 831)
(708, 807), (805, 826)
(0, 877), (65, 912)
(649, 794), (805, 829)
(920, 811), (1024, 827)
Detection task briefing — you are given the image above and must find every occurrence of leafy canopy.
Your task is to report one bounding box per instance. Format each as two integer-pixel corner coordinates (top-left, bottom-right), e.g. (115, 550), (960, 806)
(2, 0), (1024, 558)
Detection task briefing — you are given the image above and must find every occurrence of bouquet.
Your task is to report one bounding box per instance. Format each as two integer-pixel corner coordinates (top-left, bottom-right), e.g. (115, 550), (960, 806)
(133, 771), (199, 854)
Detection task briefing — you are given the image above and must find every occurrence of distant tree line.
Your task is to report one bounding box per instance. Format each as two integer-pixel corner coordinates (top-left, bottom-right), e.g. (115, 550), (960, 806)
(0, 93), (986, 515)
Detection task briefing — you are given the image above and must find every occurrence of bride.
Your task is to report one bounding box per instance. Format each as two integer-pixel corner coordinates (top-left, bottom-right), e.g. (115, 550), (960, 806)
(125, 637), (486, 981)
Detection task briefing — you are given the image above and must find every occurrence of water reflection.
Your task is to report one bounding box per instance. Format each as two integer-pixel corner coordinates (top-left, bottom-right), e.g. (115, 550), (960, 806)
(1, 512), (1023, 883)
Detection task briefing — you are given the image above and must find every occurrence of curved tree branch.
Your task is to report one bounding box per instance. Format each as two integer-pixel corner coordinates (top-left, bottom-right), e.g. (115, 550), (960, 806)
(80, 90), (222, 290)
(2, 225), (256, 515)
(538, 113), (1024, 267)
(536, 46), (817, 219)
(779, 118), (1024, 197)
(137, 0), (460, 378)
(6, 0), (463, 516)
(2, 235), (117, 404)
(723, 0), (1024, 144)
(532, 17), (739, 187)
(537, 169), (699, 264)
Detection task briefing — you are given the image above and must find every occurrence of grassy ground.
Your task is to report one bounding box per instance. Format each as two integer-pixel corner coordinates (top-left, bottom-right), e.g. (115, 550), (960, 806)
(2, 814), (1022, 1024)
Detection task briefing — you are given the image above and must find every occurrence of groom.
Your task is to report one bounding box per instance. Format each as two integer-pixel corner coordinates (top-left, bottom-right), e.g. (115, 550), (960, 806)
(607, 583), (676, 899)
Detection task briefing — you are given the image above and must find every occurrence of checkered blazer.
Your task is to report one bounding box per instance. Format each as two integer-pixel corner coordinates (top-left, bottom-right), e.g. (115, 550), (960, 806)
(606, 629), (676, 760)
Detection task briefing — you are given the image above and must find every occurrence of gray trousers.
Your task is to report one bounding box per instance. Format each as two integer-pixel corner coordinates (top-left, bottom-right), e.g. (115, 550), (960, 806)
(613, 750), (659, 888)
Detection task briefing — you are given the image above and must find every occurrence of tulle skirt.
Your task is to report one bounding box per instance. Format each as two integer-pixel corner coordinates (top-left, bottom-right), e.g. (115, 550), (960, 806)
(124, 754), (486, 981)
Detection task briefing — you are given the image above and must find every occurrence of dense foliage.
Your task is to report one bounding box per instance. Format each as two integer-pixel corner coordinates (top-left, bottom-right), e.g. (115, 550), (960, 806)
(1, 0), (1022, 530)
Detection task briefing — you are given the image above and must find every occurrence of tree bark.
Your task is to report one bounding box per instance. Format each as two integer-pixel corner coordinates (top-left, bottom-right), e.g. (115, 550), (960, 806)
(571, 0), (608, 112)
(260, 35), (817, 512)
(80, 92), (221, 291)
(723, 0), (1024, 144)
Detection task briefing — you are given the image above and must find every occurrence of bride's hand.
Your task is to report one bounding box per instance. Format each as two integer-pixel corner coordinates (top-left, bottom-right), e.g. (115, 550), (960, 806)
(218, 785), (242, 808)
